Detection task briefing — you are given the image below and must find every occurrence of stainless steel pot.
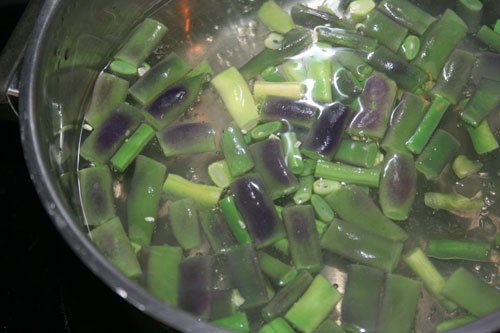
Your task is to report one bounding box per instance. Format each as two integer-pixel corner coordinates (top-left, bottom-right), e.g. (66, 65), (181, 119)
(1, 0), (499, 332)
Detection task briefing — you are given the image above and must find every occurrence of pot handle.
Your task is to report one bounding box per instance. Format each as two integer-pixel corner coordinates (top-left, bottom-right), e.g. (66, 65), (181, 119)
(0, 0), (44, 116)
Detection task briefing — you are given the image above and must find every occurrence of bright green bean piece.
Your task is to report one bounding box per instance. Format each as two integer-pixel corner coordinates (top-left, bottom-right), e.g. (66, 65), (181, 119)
(424, 192), (483, 212)
(294, 176), (314, 204)
(109, 59), (137, 78)
(250, 121), (283, 141)
(313, 179), (342, 196)
(163, 174), (222, 208)
(221, 122), (255, 177)
(307, 49), (333, 103)
(360, 10), (408, 52)
(466, 120), (499, 155)
(213, 312), (250, 332)
(334, 139), (379, 168)
(452, 155), (483, 179)
(208, 160), (232, 188)
(282, 59), (307, 82)
(168, 199), (202, 250)
(110, 124), (155, 172)
(258, 251), (298, 287)
(461, 79), (500, 127)
(281, 132), (304, 175)
(186, 60), (213, 79)
(219, 196), (252, 245)
(477, 25), (500, 52)
(415, 130), (460, 180)
(401, 35), (420, 61)
(457, 0), (483, 32)
(147, 245), (182, 304)
(315, 160), (381, 188)
(253, 81), (305, 102)
(258, 0), (295, 34)
(378, 0), (435, 35)
(312, 319), (345, 333)
(316, 27), (378, 52)
(311, 194), (334, 222)
(427, 240), (491, 262)
(259, 317), (295, 333)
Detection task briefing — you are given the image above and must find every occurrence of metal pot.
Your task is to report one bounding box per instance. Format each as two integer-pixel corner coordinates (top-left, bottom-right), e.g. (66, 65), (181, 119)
(1, 0), (499, 332)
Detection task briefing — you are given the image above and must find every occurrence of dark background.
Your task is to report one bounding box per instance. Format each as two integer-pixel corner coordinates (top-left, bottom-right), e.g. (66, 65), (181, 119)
(0, 1), (172, 332)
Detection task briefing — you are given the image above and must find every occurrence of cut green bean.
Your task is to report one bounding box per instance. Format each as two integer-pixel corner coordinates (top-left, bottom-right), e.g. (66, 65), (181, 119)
(85, 72), (129, 127)
(109, 59), (137, 79)
(261, 66), (285, 82)
(315, 160), (381, 188)
(260, 97), (318, 129)
(221, 122), (255, 177)
(457, 0), (483, 32)
(307, 51), (333, 103)
(477, 25), (500, 52)
(334, 49), (373, 81)
(466, 120), (499, 155)
(360, 10), (408, 52)
(273, 238), (290, 257)
(331, 61), (363, 102)
(424, 192), (483, 212)
(311, 194), (334, 222)
(258, 251), (298, 287)
(347, 0), (376, 23)
(379, 150), (417, 221)
(382, 92), (429, 153)
(78, 166), (115, 226)
(212, 67), (259, 132)
(441, 267), (500, 317)
(378, 274), (421, 333)
(213, 312), (250, 332)
(406, 96), (451, 154)
(415, 130), (460, 180)
(378, 0), (435, 35)
(472, 52), (500, 84)
(321, 219), (404, 272)
(208, 160), (232, 188)
(178, 255), (214, 318)
(412, 9), (467, 78)
(301, 159), (317, 177)
(347, 72), (397, 140)
(80, 103), (142, 165)
(250, 121), (283, 141)
(127, 156), (166, 246)
(324, 185), (408, 241)
(219, 196), (252, 245)
(403, 248), (457, 312)
(259, 318), (295, 333)
(460, 78), (500, 127)
(146, 245), (182, 304)
(427, 240), (491, 262)
(313, 179), (342, 196)
(163, 174), (222, 208)
(129, 53), (191, 105)
(333, 139), (379, 168)
(281, 132), (304, 175)
(114, 18), (167, 68)
(253, 81), (305, 101)
(312, 319), (344, 333)
(110, 124), (155, 172)
(168, 199), (201, 250)
(315, 220), (328, 236)
(401, 35), (420, 61)
(200, 208), (237, 254)
(157, 122), (216, 157)
(452, 155), (483, 179)
(367, 46), (428, 92)
(249, 138), (299, 199)
(282, 205), (323, 272)
(240, 28), (313, 80)
(144, 73), (209, 130)
(436, 316), (477, 333)
(258, 0), (295, 34)
(261, 271), (313, 322)
(294, 176), (314, 204)
(316, 27), (378, 52)
(291, 4), (353, 30)
(91, 217), (141, 278)
(342, 264), (384, 333)
(186, 60), (213, 79)
(285, 275), (342, 333)
(281, 59), (307, 82)
(228, 245), (271, 309)
(432, 49), (475, 105)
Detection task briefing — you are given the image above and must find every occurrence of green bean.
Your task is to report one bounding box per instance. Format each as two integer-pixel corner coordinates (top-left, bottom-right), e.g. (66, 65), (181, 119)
(378, 0), (435, 35)
(281, 59), (307, 82)
(456, 0), (483, 32)
(186, 60), (213, 79)
(213, 312), (250, 332)
(293, 176), (314, 204)
(221, 122), (255, 177)
(436, 316), (477, 333)
(282, 205), (323, 272)
(415, 130), (460, 180)
(333, 139), (379, 168)
(301, 159), (317, 177)
(78, 166), (115, 226)
(424, 192), (483, 212)
(129, 53), (191, 105)
(253, 81), (305, 101)
(460, 78), (500, 127)
(316, 27), (378, 52)
(307, 50), (333, 103)
(219, 196), (252, 245)
(272, 238), (290, 257)
(212, 67), (259, 131)
(342, 264), (384, 333)
(208, 160), (232, 188)
(324, 185), (408, 241)
(426, 240), (491, 262)
(382, 92), (428, 153)
(311, 194), (335, 222)
(257, 251), (298, 287)
(312, 319), (344, 333)
(156, 122), (216, 157)
(466, 120), (499, 155)
(315, 160), (381, 188)
(412, 9), (467, 78)
(432, 49), (475, 105)
(114, 18), (167, 68)
(258, 0), (295, 34)
(91, 217), (141, 278)
(477, 25), (500, 52)
(85, 72), (129, 127)
(406, 96), (451, 154)
(163, 174), (223, 208)
(127, 156), (167, 246)
(321, 219), (404, 272)
(334, 49), (373, 81)
(403, 248), (457, 312)
(285, 275), (342, 333)
(452, 155), (483, 179)
(360, 10), (408, 52)
(199, 208), (237, 254)
(291, 3), (353, 30)
(261, 66), (285, 82)
(250, 121), (283, 141)
(346, 0), (376, 23)
(331, 61), (363, 102)
(313, 179), (342, 196)
(168, 199), (202, 250)
(109, 59), (137, 78)
(146, 245), (182, 304)
(110, 124), (155, 172)
(259, 318), (294, 333)
(401, 35), (420, 61)
(441, 267), (500, 317)
(281, 132), (304, 175)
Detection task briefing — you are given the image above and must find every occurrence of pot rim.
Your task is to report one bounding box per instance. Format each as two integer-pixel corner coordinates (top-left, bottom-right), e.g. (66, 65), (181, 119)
(18, 1), (226, 332)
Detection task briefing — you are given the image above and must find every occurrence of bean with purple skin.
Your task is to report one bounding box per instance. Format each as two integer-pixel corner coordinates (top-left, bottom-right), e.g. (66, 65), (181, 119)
(260, 97), (318, 129)
(156, 122), (217, 158)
